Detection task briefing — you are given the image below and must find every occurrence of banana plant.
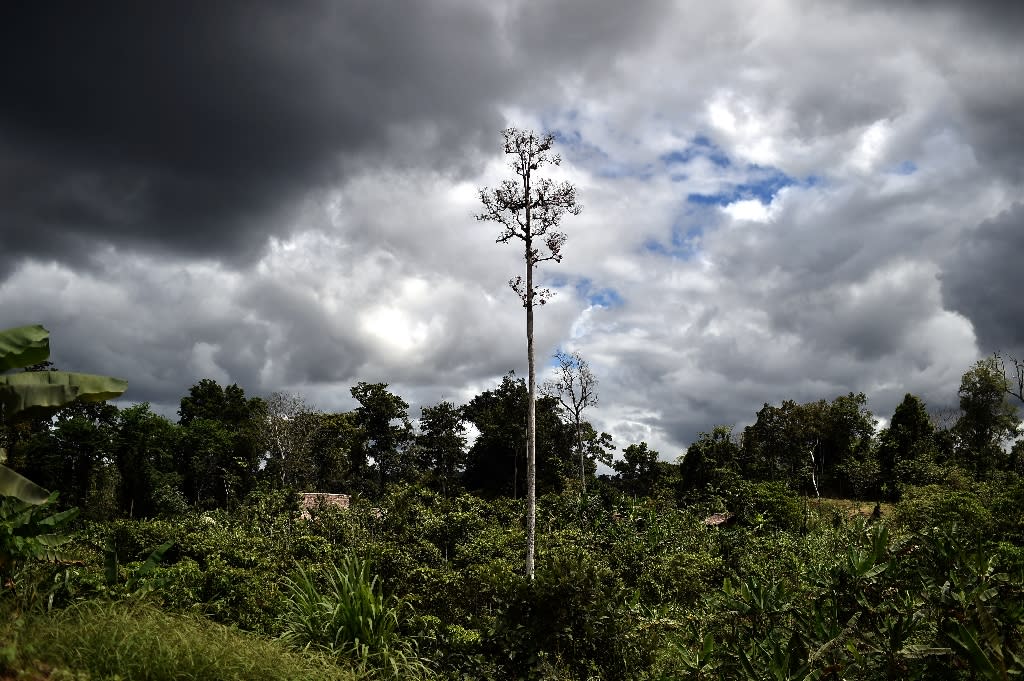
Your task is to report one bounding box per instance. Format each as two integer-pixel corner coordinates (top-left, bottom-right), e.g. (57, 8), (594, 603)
(0, 324), (127, 503)
(0, 493), (79, 582)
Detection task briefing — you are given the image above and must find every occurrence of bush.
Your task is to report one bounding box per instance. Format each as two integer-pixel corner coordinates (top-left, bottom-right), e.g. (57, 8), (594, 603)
(279, 552), (430, 680)
(734, 481), (804, 532)
(483, 545), (660, 680)
(894, 484), (995, 537)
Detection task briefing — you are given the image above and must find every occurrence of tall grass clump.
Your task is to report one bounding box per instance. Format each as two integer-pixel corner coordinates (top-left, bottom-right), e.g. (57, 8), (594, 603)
(8, 599), (356, 681)
(280, 552), (431, 680)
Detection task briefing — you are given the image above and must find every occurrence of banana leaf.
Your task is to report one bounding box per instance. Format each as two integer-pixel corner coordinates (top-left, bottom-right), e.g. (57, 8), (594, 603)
(0, 370), (128, 414)
(0, 324), (50, 372)
(0, 460), (50, 504)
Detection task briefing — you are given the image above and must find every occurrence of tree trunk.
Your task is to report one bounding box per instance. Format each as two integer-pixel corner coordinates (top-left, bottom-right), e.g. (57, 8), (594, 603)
(526, 321), (536, 579)
(577, 419), (585, 495)
(525, 238), (537, 581)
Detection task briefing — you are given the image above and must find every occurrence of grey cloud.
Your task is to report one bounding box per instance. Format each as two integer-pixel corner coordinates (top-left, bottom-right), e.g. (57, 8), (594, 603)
(850, 0), (1024, 182)
(870, 0), (1024, 37)
(940, 203), (1024, 355)
(957, 86), (1024, 185)
(1, 0), (1019, 461)
(0, 1), (510, 272)
(509, 0), (672, 75)
(0, 0), (679, 277)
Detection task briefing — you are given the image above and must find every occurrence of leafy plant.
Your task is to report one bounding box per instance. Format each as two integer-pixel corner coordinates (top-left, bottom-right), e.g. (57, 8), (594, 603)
(0, 324), (127, 503)
(104, 537), (175, 597)
(0, 492), (78, 606)
(279, 552), (430, 679)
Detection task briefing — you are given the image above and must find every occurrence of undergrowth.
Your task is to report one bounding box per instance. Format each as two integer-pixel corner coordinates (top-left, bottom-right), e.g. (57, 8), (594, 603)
(3, 599), (359, 681)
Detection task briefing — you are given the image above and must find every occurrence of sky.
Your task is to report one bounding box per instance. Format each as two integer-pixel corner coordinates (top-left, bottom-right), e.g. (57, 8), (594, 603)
(2, 0), (1023, 460)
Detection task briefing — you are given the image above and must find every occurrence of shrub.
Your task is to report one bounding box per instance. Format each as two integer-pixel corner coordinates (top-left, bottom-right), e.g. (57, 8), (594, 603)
(0, 494), (77, 604)
(279, 552), (430, 680)
(483, 545), (661, 680)
(734, 481), (804, 532)
(894, 484), (995, 537)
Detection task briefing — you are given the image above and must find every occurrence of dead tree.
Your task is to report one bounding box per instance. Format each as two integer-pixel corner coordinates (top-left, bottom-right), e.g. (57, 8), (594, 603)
(477, 128), (581, 579)
(996, 352), (1024, 404)
(542, 350), (599, 494)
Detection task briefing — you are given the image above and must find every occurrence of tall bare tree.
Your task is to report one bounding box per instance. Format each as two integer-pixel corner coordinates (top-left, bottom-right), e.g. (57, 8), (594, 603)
(542, 350), (599, 494)
(477, 128), (581, 579)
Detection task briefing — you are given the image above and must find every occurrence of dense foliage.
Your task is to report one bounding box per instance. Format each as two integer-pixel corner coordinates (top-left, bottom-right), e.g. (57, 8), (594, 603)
(1, 355), (1022, 679)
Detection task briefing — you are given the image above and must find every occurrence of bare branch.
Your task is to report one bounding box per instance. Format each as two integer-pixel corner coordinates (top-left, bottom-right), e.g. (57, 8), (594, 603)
(477, 128), (581, 309)
(542, 350), (600, 493)
(995, 351), (1024, 404)
(258, 391), (322, 487)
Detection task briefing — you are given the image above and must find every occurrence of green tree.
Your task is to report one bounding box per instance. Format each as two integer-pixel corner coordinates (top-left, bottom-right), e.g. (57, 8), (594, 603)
(178, 378), (260, 427)
(577, 422), (615, 474)
(416, 401), (468, 497)
(350, 382), (414, 494)
(613, 441), (660, 496)
(826, 392), (878, 497)
(307, 411), (358, 492)
(463, 373), (528, 498)
(679, 425), (741, 494)
(742, 393), (875, 496)
(954, 357), (1021, 476)
(742, 400), (815, 488)
(14, 404), (119, 514)
(877, 394), (935, 494)
(463, 372), (573, 498)
(176, 379), (264, 509)
(176, 418), (235, 508)
(112, 403), (182, 517)
(476, 128), (581, 579)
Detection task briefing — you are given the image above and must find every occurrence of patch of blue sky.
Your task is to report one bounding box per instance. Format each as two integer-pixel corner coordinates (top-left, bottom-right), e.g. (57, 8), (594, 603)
(661, 134), (822, 204)
(575, 277), (624, 308)
(588, 288), (624, 307)
(684, 165), (821, 206)
(551, 128), (604, 162)
(643, 221), (704, 260)
(660, 135), (732, 169)
(547, 273), (570, 289)
(890, 160), (917, 175)
(685, 193), (728, 206)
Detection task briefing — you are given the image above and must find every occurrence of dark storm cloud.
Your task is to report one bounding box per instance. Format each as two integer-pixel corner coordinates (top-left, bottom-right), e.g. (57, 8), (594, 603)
(510, 0), (671, 73)
(852, 0), (1024, 182)
(957, 87), (1024, 185)
(0, 1), (509, 272)
(876, 0), (1024, 35)
(0, 0), (675, 277)
(940, 203), (1024, 355)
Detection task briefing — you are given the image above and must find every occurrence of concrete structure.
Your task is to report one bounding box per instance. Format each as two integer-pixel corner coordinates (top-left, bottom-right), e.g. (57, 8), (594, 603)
(298, 492), (350, 519)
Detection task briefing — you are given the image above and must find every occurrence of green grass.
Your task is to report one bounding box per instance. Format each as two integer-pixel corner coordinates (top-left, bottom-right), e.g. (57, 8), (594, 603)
(279, 554), (432, 680)
(4, 599), (361, 681)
